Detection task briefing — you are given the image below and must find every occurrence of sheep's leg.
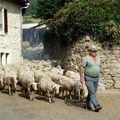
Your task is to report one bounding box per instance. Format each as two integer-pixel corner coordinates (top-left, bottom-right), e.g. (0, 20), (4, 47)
(1, 84), (5, 92)
(0, 77), (4, 89)
(11, 86), (15, 95)
(71, 91), (76, 102)
(13, 82), (17, 93)
(13, 88), (16, 93)
(37, 88), (42, 96)
(69, 90), (73, 101)
(29, 92), (33, 101)
(66, 89), (71, 100)
(64, 90), (68, 101)
(51, 88), (56, 103)
(22, 88), (25, 96)
(47, 90), (51, 103)
(51, 95), (54, 102)
(27, 87), (33, 101)
(8, 86), (12, 96)
(11, 87), (13, 95)
(78, 91), (81, 101)
(84, 97), (87, 110)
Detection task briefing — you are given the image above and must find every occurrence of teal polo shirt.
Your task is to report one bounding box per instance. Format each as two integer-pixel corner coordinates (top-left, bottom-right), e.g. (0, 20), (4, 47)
(81, 55), (101, 77)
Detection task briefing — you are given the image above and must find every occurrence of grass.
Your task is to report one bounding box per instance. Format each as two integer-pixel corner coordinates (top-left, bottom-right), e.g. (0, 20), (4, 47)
(23, 16), (41, 24)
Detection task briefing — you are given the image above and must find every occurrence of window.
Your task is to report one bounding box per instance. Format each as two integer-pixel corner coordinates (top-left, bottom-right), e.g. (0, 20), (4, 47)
(4, 8), (8, 33)
(0, 52), (9, 65)
(0, 6), (8, 34)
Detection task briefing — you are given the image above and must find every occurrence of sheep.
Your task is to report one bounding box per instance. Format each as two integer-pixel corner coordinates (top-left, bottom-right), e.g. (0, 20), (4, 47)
(34, 70), (45, 83)
(37, 76), (63, 103)
(46, 71), (61, 83)
(18, 69), (37, 101)
(65, 70), (80, 83)
(0, 66), (18, 96)
(47, 72), (81, 101)
(59, 76), (81, 100)
(65, 70), (88, 101)
(50, 66), (64, 75)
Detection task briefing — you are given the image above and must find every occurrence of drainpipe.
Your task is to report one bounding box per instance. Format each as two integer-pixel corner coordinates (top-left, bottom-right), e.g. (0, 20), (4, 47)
(20, 3), (30, 62)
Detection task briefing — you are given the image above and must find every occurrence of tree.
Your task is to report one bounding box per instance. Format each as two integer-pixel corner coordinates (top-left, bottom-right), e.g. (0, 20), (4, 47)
(34, 0), (59, 19)
(27, 0), (73, 19)
(47, 0), (120, 47)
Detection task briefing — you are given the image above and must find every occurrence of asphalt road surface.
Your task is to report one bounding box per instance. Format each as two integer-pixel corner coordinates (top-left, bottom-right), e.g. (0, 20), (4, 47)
(0, 90), (120, 120)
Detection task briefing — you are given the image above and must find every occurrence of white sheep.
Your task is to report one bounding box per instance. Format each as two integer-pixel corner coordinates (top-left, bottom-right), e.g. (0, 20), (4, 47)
(65, 70), (80, 83)
(46, 71), (61, 83)
(37, 76), (63, 103)
(34, 70), (45, 83)
(18, 69), (37, 100)
(0, 66), (18, 96)
(50, 66), (64, 75)
(59, 76), (80, 100)
(65, 70), (88, 100)
(47, 72), (80, 101)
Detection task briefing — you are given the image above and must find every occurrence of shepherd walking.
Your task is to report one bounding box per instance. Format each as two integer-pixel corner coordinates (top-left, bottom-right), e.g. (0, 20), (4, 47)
(80, 45), (104, 112)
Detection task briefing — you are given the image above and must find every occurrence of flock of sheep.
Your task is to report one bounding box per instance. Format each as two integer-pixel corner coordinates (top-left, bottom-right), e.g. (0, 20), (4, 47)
(0, 63), (88, 105)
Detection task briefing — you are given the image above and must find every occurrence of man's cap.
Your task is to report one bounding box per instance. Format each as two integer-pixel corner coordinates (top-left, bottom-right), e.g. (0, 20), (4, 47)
(89, 45), (97, 52)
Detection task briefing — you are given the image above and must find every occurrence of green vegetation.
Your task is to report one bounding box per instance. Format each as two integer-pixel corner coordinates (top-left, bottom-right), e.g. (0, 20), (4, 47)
(25, 0), (120, 47)
(48, 0), (120, 47)
(23, 16), (40, 24)
(25, 0), (72, 20)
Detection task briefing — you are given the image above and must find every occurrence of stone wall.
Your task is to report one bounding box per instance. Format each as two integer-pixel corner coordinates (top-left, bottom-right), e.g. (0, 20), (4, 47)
(0, 1), (22, 65)
(61, 36), (120, 89)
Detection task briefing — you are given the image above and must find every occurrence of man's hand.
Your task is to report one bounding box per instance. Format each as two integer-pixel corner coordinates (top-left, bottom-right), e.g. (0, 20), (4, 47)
(100, 68), (107, 80)
(100, 67), (104, 76)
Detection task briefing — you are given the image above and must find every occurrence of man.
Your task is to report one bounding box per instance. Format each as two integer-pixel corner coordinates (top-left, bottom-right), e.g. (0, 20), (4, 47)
(80, 45), (104, 112)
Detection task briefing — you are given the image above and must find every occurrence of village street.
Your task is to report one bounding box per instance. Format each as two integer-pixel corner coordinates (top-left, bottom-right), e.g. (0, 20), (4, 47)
(0, 90), (120, 120)
(0, 1), (120, 120)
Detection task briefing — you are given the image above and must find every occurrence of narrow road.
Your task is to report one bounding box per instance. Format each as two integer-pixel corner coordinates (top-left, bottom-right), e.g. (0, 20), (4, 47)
(0, 90), (120, 120)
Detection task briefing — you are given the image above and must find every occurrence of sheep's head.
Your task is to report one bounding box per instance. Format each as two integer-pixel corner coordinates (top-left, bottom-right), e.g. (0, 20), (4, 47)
(30, 82), (38, 91)
(59, 86), (64, 94)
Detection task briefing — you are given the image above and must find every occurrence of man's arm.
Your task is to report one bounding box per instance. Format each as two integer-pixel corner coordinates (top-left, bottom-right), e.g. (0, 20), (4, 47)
(79, 65), (85, 85)
(100, 67), (104, 76)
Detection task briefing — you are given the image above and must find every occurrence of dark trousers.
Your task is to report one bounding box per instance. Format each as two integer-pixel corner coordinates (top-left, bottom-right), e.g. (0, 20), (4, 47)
(84, 75), (100, 107)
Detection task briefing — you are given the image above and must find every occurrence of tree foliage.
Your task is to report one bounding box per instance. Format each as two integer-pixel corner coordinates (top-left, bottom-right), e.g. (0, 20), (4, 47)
(47, 0), (120, 46)
(27, 0), (120, 46)
(27, 0), (73, 19)
(35, 0), (59, 19)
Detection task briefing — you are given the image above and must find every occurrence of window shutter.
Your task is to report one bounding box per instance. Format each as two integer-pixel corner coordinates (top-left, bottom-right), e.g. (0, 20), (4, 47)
(4, 8), (8, 33)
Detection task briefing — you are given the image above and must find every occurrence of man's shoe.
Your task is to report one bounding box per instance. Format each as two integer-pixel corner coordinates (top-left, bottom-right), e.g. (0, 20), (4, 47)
(95, 105), (102, 112)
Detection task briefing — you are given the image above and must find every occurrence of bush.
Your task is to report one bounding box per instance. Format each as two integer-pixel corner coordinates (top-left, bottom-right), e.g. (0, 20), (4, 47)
(48, 0), (120, 47)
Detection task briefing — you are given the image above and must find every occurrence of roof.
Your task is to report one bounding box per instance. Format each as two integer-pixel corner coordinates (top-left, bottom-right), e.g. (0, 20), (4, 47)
(9, 0), (29, 6)
(22, 24), (47, 29)
(9, 0), (29, 14)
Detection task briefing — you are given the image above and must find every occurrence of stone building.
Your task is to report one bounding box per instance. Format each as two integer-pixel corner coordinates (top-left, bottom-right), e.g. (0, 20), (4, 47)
(0, 0), (29, 65)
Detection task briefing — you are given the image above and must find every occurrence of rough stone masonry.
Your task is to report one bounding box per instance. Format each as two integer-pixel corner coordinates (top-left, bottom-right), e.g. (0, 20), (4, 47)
(61, 36), (120, 89)
(0, 1), (22, 65)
